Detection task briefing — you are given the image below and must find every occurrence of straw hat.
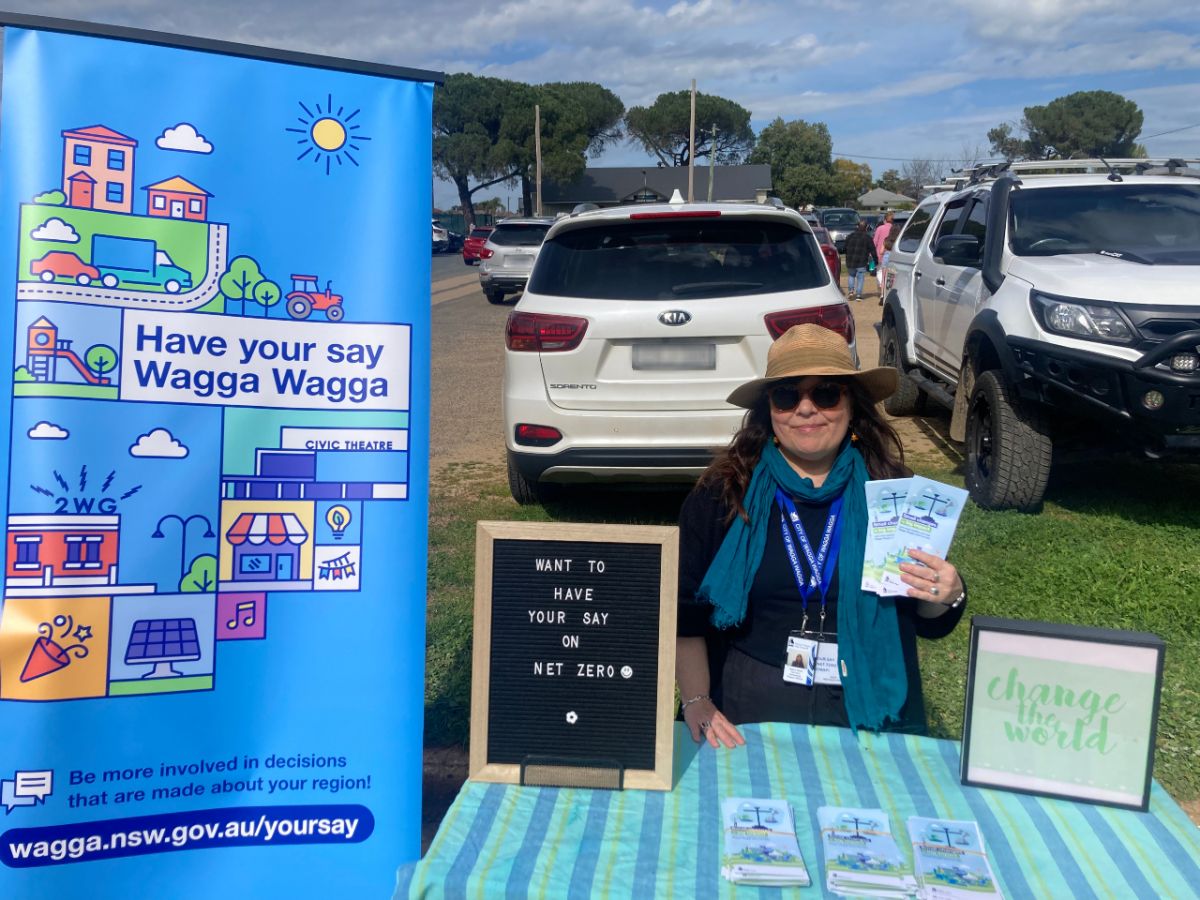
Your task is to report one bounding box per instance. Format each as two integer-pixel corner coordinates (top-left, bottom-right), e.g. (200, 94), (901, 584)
(727, 324), (898, 408)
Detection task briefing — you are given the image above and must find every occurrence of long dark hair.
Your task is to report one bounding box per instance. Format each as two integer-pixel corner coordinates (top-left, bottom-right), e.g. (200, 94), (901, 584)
(700, 378), (908, 523)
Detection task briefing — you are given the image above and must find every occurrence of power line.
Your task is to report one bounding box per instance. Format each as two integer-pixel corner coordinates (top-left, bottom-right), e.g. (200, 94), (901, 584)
(832, 151), (997, 164)
(1142, 122), (1200, 140)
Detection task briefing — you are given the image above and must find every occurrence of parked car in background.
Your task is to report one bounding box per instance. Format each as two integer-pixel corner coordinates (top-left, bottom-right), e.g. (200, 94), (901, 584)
(861, 213), (883, 233)
(503, 200), (854, 503)
(880, 159), (1200, 511)
(811, 225), (841, 284)
(478, 217), (554, 304)
(820, 207), (860, 252)
(432, 220), (449, 253)
(462, 225), (495, 265)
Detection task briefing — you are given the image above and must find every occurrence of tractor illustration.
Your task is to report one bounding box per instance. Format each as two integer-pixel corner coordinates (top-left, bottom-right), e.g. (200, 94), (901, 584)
(285, 274), (345, 321)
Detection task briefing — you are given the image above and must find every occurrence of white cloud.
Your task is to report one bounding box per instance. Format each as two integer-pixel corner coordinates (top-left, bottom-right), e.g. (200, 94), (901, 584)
(28, 421), (68, 440)
(30, 217), (79, 243)
(156, 122), (213, 153)
(129, 427), (189, 458)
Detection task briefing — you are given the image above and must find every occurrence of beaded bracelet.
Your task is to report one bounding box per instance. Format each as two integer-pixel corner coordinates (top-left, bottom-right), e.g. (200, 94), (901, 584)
(680, 694), (711, 712)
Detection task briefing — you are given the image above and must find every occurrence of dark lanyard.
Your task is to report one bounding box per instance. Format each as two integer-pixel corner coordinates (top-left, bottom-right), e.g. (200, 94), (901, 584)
(776, 489), (844, 637)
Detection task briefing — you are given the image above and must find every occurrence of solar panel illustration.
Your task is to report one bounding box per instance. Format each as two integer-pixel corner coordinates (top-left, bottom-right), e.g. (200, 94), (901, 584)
(125, 618), (202, 663)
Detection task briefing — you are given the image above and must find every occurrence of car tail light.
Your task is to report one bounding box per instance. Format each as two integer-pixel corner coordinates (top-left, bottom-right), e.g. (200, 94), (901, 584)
(514, 424), (563, 446)
(628, 210), (721, 220)
(478, 247), (494, 259)
(764, 303), (855, 344)
(821, 245), (839, 271)
(506, 312), (589, 352)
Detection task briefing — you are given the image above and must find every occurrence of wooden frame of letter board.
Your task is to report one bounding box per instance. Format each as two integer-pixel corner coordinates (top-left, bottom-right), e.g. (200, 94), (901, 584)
(469, 521), (678, 790)
(960, 615), (1165, 812)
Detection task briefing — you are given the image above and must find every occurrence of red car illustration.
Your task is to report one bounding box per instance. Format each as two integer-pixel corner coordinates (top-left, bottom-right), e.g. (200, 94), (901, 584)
(30, 251), (102, 286)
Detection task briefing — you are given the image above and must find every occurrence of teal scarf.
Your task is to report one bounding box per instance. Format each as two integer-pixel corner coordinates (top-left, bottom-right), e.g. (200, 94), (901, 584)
(697, 440), (908, 732)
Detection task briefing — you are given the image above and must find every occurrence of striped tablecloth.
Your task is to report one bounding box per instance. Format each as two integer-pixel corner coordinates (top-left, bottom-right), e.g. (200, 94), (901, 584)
(396, 723), (1200, 898)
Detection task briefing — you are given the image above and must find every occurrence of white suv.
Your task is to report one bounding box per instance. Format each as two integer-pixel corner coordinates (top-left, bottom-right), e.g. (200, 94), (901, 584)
(502, 200), (855, 502)
(478, 217), (555, 304)
(880, 159), (1200, 510)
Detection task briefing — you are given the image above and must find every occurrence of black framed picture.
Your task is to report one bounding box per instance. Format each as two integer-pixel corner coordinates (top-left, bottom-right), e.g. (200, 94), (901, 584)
(961, 616), (1165, 812)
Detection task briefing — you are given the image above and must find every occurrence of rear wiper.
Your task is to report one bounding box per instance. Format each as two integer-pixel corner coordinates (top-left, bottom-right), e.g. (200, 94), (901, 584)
(672, 281), (764, 294)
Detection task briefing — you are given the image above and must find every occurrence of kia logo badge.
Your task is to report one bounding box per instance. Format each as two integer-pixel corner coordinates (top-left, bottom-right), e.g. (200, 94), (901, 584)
(659, 310), (691, 326)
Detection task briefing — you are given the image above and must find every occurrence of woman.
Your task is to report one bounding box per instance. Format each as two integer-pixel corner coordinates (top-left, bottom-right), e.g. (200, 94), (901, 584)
(676, 324), (965, 749)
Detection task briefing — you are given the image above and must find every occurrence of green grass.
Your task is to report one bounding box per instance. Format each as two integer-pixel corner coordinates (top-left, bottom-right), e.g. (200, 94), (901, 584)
(423, 458), (1200, 802)
(14, 383), (119, 399)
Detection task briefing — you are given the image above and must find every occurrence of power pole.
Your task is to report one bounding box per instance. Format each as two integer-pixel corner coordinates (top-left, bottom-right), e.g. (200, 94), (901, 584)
(688, 79), (696, 202)
(534, 104), (543, 216)
(707, 123), (718, 202)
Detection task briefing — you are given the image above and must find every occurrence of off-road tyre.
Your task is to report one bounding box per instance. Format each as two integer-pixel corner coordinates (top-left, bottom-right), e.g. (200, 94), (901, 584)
(879, 323), (922, 416)
(965, 370), (1052, 511)
(507, 449), (553, 505)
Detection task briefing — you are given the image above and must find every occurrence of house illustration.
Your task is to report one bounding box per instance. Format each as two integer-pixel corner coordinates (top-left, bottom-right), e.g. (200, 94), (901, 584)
(144, 176), (212, 221)
(61, 125), (137, 213)
(6, 514), (121, 589)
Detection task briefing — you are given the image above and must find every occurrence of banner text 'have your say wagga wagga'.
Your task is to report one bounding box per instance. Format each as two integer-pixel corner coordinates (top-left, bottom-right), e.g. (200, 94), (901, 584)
(119, 312), (411, 411)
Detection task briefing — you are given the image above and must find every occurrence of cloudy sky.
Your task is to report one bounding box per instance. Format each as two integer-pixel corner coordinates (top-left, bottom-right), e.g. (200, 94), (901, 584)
(7, 1), (1200, 209)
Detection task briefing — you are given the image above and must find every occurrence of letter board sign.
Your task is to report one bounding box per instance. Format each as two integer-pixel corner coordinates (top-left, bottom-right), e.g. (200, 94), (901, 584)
(469, 522), (677, 791)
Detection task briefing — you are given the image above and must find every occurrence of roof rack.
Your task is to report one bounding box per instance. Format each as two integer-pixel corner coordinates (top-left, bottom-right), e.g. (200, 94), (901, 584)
(940, 158), (1200, 187)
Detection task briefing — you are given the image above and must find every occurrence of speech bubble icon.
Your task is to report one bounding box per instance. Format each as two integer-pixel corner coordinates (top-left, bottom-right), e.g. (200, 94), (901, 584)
(2, 780), (36, 814)
(14, 770), (52, 802)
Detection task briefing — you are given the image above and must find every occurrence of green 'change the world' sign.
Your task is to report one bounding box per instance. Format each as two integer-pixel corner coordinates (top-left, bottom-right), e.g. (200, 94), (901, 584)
(961, 617), (1164, 811)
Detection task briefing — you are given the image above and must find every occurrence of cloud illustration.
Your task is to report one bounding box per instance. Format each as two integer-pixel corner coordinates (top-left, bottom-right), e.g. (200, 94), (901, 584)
(156, 123), (213, 154)
(130, 427), (189, 458)
(30, 217), (80, 243)
(28, 421), (69, 440)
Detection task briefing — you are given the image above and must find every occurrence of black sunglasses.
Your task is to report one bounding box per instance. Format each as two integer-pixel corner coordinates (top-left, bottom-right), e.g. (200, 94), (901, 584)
(768, 381), (846, 411)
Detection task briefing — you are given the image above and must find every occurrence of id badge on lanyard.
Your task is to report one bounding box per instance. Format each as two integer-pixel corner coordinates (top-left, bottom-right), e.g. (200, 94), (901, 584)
(777, 490), (844, 687)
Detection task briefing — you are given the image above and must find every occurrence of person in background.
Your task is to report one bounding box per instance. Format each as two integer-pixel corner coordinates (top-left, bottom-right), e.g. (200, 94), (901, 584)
(873, 211), (895, 296)
(843, 221), (877, 301)
(878, 231), (898, 306)
(675, 324), (966, 748)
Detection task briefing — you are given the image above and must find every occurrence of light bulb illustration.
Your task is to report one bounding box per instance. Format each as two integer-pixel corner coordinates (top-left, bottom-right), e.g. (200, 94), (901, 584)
(326, 504), (352, 540)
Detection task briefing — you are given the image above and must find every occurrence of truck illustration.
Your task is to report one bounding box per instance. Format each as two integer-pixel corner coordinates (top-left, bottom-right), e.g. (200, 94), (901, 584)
(91, 234), (193, 293)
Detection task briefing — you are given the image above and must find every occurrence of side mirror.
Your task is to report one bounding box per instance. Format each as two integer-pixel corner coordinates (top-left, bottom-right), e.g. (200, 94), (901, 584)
(933, 233), (982, 266)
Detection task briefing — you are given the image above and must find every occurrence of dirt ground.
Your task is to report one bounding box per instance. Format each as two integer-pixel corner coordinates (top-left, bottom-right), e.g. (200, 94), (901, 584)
(419, 273), (1199, 849)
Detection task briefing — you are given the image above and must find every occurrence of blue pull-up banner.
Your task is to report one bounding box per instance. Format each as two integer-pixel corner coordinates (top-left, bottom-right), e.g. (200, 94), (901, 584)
(0, 19), (435, 897)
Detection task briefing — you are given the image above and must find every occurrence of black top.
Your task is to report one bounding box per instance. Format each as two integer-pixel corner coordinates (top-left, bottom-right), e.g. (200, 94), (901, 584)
(844, 230), (878, 270)
(677, 482), (965, 733)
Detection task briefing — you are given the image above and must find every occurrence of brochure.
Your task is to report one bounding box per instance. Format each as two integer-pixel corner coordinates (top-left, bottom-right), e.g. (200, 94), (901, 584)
(908, 816), (1004, 899)
(861, 476), (968, 597)
(721, 797), (811, 886)
(819, 806), (916, 898)
(862, 478), (911, 593)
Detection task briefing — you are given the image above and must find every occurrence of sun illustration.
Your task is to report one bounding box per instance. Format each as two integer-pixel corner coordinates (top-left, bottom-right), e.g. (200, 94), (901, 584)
(286, 94), (372, 175)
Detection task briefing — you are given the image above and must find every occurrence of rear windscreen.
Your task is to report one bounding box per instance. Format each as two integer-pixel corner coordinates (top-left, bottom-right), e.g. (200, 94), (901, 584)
(489, 224), (550, 246)
(527, 218), (830, 300)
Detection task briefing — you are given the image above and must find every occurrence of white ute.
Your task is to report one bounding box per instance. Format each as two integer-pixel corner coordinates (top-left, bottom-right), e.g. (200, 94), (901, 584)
(880, 159), (1200, 510)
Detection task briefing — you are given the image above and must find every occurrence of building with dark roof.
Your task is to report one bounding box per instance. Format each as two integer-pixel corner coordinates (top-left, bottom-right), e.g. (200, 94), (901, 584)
(542, 165), (772, 213)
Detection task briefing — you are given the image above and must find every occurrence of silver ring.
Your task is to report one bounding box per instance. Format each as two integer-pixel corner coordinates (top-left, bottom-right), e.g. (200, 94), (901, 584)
(932, 572), (940, 583)
(700, 720), (711, 732)
(930, 586), (940, 597)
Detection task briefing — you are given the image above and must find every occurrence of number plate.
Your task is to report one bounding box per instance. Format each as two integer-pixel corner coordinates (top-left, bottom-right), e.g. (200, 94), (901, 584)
(632, 342), (716, 371)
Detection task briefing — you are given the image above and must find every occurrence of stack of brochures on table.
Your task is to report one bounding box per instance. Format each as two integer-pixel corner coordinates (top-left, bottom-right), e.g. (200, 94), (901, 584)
(862, 476), (968, 597)
(720, 797), (811, 886)
(819, 806), (917, 897)
(908, 816), (1004, 899)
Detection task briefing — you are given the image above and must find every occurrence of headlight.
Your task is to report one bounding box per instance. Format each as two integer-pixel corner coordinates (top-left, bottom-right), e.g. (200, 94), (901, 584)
(1030, 291), (1135, 344)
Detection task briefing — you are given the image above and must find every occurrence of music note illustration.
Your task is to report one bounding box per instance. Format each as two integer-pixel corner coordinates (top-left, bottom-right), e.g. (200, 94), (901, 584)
(226, 601), (255, 630)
